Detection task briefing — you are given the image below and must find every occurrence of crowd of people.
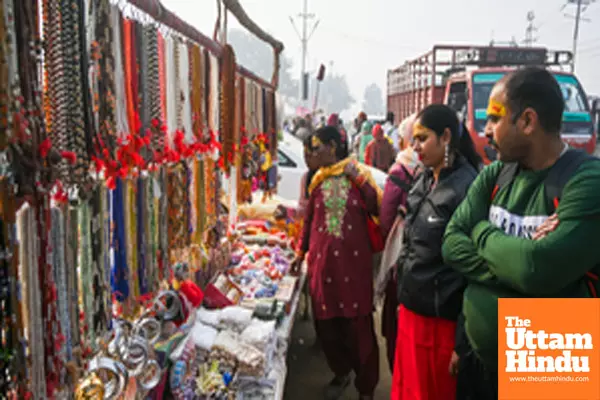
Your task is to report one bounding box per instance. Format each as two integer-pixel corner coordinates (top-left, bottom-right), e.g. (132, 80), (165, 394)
(279, 66), (600, 400)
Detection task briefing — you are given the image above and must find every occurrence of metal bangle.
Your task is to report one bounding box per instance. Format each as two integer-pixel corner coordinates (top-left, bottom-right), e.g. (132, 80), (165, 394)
(107, 324), (127, 358)
(118, 335), (149, 377)
(137, 359), (162, 391)
(133, 317), (161, 345)
(75, 372), (105, 400)
(88, 357), (128, 399)
(153, 290), (182, 321)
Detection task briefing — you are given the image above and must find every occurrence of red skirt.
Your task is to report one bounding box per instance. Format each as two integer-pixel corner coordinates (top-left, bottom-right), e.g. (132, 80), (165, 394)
(390, 305), (457, 400)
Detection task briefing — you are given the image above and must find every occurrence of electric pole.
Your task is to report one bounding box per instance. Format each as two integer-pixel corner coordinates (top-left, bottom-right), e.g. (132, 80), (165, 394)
(523, 11), (538, 47)
(290, 0), (320, 108)
(563, 0), (595, 71)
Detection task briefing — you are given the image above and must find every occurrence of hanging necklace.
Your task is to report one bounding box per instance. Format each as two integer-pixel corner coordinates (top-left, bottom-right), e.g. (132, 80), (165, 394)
(136, 176), (148, 295)
(78, 199), (95, 351)
(111, 178), (129, 306)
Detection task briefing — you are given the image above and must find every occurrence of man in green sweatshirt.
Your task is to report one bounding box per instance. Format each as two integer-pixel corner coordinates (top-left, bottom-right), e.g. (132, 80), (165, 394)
(442, 67), (600, 399)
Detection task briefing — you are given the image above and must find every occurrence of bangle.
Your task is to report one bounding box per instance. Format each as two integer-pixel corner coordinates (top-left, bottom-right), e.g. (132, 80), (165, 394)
(138, 359), (162, 391)
(88, 357), (128, 399)
(134, 317), (161, 345)
(295, 250), (305, 259)
(119, 335), (149, 377)
(75, 372), (105, 400)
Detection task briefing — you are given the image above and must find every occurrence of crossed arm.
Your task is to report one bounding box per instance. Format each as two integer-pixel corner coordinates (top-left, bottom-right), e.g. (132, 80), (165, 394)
(443, 161), (600, 296)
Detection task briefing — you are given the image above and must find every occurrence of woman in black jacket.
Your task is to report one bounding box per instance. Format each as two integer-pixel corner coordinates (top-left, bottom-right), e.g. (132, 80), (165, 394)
(390, 105), (481, 400)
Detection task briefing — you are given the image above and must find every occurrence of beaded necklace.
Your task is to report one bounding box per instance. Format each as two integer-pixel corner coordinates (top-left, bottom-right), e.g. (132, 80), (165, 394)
(157, 167), (168, 282)
(138, 21), (149, 136)
(174, 38), (182, 131)
(111, 6), (129, 139)
(220, 44), (236, 174)
(126, 178), (139, 315)
(157, 32), (167, 126)
(91, 186), (108, 339)
(167, 163), (187, 252)
(0, 2), (22, 395)
(165, 35), (177, 145)
(19, 206), (47, 399)
(60, 0), (91, 185)
(102, 186), (112, 329)
(123, 18), (138, 137)
(93, 0), (117, 153)
(65, 204), (81, 361)
(145, 24), (161, 151)
(190, 43), (204, 139)
(179, 40), (193, 140)
(50, 206), (71, 394)
(17, 0), (64, 394)
(0, 182), (23, 397)
(136, 176), (148, 295)
(147, 172), (158, 293)
(110, 178), (129, 304)
(78, 200), (95, 349)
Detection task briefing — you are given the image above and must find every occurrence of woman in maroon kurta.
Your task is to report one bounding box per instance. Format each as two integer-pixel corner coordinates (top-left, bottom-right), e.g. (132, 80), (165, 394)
(296, 125), (381, 400)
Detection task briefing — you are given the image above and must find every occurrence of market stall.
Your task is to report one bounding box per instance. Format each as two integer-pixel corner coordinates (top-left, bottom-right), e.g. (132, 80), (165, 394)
(0, 0), (288, 398)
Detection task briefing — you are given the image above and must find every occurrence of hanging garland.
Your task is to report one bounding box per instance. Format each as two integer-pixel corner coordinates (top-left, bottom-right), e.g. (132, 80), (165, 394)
(219, 44), (236, 174)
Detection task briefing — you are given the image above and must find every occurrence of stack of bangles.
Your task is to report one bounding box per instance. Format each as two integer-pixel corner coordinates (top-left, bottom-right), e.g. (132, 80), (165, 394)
(76, 290), (185, 398)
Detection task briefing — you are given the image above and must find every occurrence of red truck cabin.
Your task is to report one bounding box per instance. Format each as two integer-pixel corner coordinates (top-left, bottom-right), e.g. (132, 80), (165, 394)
(387, 45), (597, 164)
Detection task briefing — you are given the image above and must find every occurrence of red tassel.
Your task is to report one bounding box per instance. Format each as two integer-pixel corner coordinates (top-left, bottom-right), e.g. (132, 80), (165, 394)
(39, 138), (52, 158)
(60, 151), (77, 165)
(106, 176), (117, 190)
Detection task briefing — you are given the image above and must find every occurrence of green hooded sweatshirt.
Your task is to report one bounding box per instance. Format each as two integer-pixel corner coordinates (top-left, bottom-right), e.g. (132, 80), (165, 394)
(442, 155), (600, 371)
(358, 121), (373, 163)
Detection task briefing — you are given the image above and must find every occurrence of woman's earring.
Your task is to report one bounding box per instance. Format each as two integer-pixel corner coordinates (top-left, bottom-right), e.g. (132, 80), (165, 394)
(444, 144), (449, 167)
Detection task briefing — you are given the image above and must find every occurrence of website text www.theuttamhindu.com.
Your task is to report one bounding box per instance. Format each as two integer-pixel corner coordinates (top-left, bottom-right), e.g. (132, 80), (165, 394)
(508, 376), (590, 383)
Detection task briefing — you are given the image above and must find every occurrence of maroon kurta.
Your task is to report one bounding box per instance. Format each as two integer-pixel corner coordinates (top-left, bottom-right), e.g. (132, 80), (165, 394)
(300, 175), (379, 320)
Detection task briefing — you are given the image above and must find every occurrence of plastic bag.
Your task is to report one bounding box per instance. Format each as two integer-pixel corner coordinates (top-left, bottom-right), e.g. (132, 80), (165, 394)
(218, 306), (254, 332)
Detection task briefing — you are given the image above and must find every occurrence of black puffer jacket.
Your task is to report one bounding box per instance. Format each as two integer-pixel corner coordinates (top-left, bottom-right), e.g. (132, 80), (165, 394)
(397, 156), (477, 321)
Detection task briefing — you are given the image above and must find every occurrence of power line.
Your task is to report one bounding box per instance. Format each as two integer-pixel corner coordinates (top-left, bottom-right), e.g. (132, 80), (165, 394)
(289, 0), (319, 106)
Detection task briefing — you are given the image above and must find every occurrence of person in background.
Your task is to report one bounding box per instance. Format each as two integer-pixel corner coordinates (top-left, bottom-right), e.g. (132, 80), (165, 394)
(364, 123), (396, 172)
(305, 113), (315, 131)
(327, 113), (347, 144)
(377, 113), (420, 373)
(295, 126), (381, 400)
(443, 67), (600, 400)
(357, 120), (374, 163)
(295, 118), (312, 141)
(351, 112), (368, 148)
(319, 115), (327, 128)
(391, 105), (482, 400)
(383, 112), (400, 151)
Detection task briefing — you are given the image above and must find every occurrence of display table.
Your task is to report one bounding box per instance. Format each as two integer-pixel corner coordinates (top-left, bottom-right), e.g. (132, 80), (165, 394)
(273, 265), (306, 400)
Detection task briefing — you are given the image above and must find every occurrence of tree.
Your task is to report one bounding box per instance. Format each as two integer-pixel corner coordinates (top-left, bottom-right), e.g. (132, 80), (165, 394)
(317, 73), (355, 114)
(227, 29), (355, 113)
(227, 29), (297, 98)
(362, 83), (385, 116)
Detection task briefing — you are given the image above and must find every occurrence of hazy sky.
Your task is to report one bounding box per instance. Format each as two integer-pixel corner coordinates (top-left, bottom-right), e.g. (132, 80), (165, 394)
(163, 0), (599, 118)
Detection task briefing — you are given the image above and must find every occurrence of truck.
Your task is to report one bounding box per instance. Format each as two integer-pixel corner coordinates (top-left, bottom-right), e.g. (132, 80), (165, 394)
(386, 45), (597, 163)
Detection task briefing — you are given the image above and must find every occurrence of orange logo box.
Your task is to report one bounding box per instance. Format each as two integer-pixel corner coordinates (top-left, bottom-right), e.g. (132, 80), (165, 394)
(498, 298), (600, 400)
